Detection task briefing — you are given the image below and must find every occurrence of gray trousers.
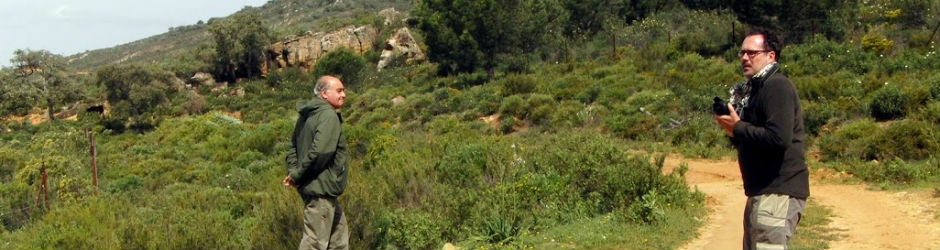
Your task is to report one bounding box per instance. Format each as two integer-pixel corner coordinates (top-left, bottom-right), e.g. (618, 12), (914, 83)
(743, 194), (805, 250)
(299, 196), (349, 250)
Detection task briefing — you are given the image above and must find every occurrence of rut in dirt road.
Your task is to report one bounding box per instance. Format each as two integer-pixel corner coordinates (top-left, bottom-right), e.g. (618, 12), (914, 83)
(663, 156), (940, 250)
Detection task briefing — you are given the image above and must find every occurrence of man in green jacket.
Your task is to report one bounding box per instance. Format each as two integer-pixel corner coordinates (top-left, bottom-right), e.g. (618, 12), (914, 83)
(284, 75), (349, 250)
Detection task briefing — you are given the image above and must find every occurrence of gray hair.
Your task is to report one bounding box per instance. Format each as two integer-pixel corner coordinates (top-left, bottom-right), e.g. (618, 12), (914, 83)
(313, 77), (331, 99)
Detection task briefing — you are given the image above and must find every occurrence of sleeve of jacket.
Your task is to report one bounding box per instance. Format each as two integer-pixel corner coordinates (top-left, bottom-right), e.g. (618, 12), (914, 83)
(290, 111), (342, 183)
(732, 78), (797, 150)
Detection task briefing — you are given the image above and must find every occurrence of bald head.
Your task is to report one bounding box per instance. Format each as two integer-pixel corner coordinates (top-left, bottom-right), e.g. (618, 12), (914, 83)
(314, 75), (346, 109)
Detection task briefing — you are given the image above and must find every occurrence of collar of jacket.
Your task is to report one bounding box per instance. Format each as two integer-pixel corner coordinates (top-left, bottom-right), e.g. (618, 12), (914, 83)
(748, 62), (779, 88)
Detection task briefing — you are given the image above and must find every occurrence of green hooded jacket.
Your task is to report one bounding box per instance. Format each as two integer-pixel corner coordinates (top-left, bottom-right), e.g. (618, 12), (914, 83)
(285, 98), (348, 198)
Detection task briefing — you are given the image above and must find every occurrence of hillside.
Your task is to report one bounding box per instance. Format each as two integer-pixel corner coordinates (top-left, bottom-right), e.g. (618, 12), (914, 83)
(66, 0), (412, 71)
(3, 1), (940, 249)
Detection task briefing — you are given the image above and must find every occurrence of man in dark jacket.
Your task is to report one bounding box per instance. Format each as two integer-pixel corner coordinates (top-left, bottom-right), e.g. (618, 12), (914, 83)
(284, 75), (349, 250)
(714, 29), (809, 250)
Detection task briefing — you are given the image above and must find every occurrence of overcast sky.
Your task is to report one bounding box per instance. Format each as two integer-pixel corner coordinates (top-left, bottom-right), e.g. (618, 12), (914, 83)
(0, 0), (269, 67)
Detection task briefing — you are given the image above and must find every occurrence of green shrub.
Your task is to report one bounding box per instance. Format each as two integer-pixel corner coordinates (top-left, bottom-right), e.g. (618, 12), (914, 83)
(500, 116), (517, 134)
(498, 74), (538, 96)
(625, 189), (666, 224)
(817, 119), (879, 161)
(870, 120), (937, 161)
(526, 94), (556, 125)
(550, 101), (588, 129)
(463, 84), (502, 116)
(499, 95), (526, 118)
(802, 101), (844, 136)
(373, 209), (443, 250)
(451, 71), (490, 89)
(604, 103), (660, 140)
(265, 67), (310, 89)
(786, 36), (877, 75)
(869, 84), (910, 120)
(917, 101), (940, 125)
(848, 158), (930, 184)
(546, 72), (593, 101)
(927, 73), (940, 101)
(312, 48), (368, 88)
(861, 30), (894, 55)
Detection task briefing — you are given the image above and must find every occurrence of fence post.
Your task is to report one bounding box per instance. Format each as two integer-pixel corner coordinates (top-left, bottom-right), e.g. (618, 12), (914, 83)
(35, 162), (49, 210)
(87, 129), (99, 196)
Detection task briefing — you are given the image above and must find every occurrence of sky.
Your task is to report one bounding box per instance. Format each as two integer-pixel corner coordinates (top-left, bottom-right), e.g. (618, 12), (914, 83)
(0, 0), (269, 67)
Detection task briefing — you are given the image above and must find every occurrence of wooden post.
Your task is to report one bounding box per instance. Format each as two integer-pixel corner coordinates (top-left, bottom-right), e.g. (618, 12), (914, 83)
(35, 162), (49, 210)
(928, 20), (940, 47)
(87, 129), (99, 196)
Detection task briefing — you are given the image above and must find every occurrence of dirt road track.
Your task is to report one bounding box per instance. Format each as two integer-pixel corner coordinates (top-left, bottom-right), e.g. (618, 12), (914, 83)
(664, 156), (940, 250)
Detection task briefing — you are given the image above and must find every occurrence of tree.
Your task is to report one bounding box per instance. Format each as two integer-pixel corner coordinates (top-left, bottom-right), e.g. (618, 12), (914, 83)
(731, 0), (846, 43)
(312, 48), (367, 88)
(414, 0), (567, 76)
(9, 49), (84, 121)
(208, 10), (273, 82)
(96, 64), (175, 133)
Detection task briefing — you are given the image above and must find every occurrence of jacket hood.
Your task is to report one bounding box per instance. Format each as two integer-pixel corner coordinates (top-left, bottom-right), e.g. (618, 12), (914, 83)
(296, 98), (331, 116)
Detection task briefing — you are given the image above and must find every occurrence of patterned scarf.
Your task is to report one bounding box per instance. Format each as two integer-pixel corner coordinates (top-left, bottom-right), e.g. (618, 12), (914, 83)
(728, 62), (778, 116)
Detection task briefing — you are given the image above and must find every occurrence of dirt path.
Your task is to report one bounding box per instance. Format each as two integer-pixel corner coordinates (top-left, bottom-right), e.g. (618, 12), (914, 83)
(663, 156), (940, 250)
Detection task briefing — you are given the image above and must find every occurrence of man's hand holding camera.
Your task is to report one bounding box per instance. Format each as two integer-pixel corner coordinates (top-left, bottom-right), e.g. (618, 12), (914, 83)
(712, 97), (740, 137)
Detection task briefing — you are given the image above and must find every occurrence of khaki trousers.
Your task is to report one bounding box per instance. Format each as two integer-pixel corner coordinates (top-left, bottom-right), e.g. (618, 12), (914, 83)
(299, 196), (349, 250)
(743, 193), (805, 250)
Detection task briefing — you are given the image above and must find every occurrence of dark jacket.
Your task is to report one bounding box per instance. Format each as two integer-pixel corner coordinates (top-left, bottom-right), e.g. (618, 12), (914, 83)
(286, 98), (348, 198)
(731, 69), (810, 199)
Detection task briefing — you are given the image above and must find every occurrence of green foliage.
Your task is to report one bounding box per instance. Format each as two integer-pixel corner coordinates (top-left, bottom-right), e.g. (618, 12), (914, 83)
(265, 67), (305, 89)
(7, 49), (85, 121)
(8, 1), (940, 249)
(802, 101), (844, 136)
(835, 158), (937, 185)
(819, 118), (939, 162)
(869, 120), (938, 161)
(604, 104), (661, 140)
(786, 36), (877, 75)
(96, 64), (177, 132)
(311, 48), (368, 88)
(918, 101), (940, 125)
(345, 128), (703, 249)
(862, 27), (895, 55)
(496, 74), (537, 96)
(414, 0), (566, 75)
(731, 0), (847, 42)
(869, 84), (910, 120)
(657, 9), (741, 56)
(498, 95), (526, 118)
(208, 9), (272, 81)
(818, 119), (879, 161)
(373, 209), (444, 250)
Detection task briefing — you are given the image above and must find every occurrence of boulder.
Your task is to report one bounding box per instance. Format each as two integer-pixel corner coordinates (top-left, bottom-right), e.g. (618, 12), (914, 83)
(391, 95), (406, 106)
(377, 27), (427, 71)
(378, 8), (402, 26)
(264, 25), (377, 74)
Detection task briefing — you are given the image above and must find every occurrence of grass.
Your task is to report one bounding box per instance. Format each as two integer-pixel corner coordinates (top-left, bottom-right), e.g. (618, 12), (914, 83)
(790, 200), (839, 250)
(511, 206), (706, 250)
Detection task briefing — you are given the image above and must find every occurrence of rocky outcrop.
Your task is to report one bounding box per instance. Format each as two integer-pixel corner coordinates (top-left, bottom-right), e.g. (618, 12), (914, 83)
(377, 27), (426, 71)
(378, 8), (403, 26)
(263, 25), (377, 74)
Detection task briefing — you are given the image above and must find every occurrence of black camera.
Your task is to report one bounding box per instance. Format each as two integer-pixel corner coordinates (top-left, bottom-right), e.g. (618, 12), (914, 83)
(712, 97), (731, 115)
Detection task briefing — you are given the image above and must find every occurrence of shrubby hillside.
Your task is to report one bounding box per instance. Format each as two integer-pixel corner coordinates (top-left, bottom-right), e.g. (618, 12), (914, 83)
(2, 0), (940, 249)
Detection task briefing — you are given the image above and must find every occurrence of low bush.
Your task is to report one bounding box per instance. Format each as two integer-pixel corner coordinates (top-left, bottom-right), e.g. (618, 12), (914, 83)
(817, 119), (879, 161)
(802, 101), (845, 136)
(869, 120), (937, 161)
(869, 84), (910, 120)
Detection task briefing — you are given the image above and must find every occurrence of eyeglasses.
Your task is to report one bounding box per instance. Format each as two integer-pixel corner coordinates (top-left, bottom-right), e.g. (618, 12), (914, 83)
(738, 49), (771, 57)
